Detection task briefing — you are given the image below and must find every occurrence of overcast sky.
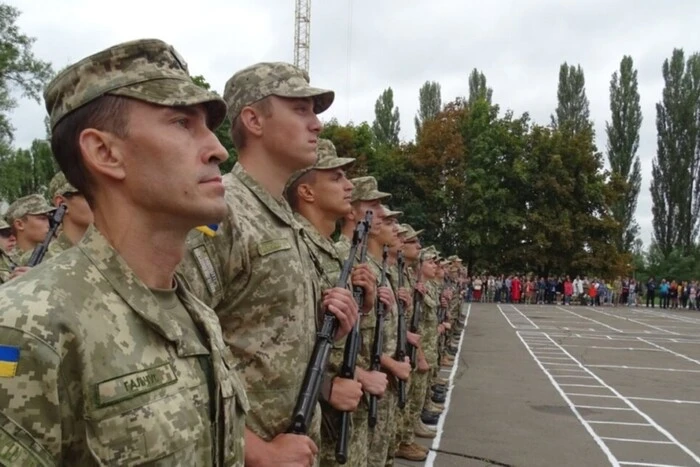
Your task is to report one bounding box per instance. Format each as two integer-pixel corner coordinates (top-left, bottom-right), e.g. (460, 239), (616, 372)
(7, 0), (700, 248)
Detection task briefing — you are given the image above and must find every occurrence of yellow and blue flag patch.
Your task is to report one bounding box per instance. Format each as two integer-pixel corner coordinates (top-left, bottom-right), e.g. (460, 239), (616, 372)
(0, 345), (19, 378)
(196, 224), (219, 237)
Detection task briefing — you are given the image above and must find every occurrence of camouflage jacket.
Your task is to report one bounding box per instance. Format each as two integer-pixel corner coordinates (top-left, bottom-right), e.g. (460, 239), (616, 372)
(0, 225), (248, 466)
(178, 163), (321, 444)
(0, 249), (16, 284)
(367, 252), (398, 382)
(15, 230), (74, 268)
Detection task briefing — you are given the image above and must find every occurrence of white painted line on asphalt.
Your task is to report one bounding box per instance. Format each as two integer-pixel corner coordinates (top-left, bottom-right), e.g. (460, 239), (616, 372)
(575, 405), (634, 411)
(562, 345), (664, 352)
(619, 462), (690, 467)
(627, 396), (700, 405)
(506, 304), (540, 329)
(425, 303), (470, 467)
(585, 307), (681, 335)
(630, 307), (700, 325)
(496, 303), (518, 329)
(637, 338), (700, 367)
(585, 364), (700, 374)
(588, 421), (651, 426)
(559, 384), (606, 388)
(515, 332), (619, 466)
(568, 393), (617, 398)
(556, 306), (624, 332)
(540, 363), (582, 366)
(601, 437), (673, 445)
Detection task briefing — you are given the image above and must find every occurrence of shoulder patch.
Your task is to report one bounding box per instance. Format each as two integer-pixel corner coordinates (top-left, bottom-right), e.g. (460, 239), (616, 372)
(94, 362), (178, 407)
(257, 238), (291, 257)
(0, 345), (20, 378)
(192, 245), (221, 297)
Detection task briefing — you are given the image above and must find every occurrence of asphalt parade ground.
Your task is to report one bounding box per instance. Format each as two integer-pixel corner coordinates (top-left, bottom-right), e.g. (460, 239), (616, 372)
(396, 302), (700, 467)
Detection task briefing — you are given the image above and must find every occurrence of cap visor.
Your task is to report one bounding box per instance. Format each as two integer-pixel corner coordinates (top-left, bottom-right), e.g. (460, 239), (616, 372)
(276, 86), (335, 114)
(111, 78), (227, 129)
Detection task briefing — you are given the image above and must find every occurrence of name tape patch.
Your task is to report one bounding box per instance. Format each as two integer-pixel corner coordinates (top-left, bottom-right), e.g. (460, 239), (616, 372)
(95, 362), (178, 407)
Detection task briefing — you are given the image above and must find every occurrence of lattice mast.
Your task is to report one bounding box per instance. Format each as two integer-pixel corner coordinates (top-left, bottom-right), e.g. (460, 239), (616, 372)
(294, 0), (311, 73)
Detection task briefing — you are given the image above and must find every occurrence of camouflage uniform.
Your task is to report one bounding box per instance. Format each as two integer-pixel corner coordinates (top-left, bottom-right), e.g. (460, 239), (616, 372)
(0, 217), (15, 284)
(286, 140), (367, 467)
(4, 194), (56, 263)
(0, 226), (249, 466)
(178, 61), (335, 449)
(0, 38), (248, 466)
(43, 172), (82, 261)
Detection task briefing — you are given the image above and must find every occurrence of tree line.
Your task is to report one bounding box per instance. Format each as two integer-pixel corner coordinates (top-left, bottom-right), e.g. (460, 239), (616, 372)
(0, 4), (698, 280)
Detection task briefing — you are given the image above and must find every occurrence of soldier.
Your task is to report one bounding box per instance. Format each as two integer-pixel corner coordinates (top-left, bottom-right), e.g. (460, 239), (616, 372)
(4, 194), (54, 259)
(0, 217), (16, 284)
(285, 138), (378, 466)
(0, 38), (248, 465)
(179, 62), (358, 466)
(46, 171), (94, 255)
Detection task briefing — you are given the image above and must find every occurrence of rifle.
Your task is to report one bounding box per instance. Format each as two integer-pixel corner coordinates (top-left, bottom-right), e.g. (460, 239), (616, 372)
(335, 210), (372, 464)
(407, 252), (424, 368)
(395, 251), (407, 409)
(368, 245), (389, 428)
(288, 214), (370, 435)
(27, 204), (68, 267)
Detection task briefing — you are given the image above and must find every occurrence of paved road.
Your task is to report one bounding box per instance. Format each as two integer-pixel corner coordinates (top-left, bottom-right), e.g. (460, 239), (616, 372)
(396, 302), (700, 467)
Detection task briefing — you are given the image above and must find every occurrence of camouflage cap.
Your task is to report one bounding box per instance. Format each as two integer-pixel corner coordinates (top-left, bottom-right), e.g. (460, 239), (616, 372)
(397, 224), (409, 235)
(439, 259), (450, 266)
(402, 223), (424, 241)
(223, 62), (334, 121)
(44, 38), (227, 130)
(5, 194), (55, 225)
(48, 171), (79, 199)
(380, 205), (403, 219)
(0, 217), (9, 231)
(285, 138), (355, 192)
(350, 176), (391, 203)
(421, 246), (439, 261)
(447, 255), (460, 262)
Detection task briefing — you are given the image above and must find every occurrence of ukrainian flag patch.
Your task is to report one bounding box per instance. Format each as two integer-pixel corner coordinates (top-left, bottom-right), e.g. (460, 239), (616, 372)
(196, 224), (219, 237)
(0, 345), (19, 378)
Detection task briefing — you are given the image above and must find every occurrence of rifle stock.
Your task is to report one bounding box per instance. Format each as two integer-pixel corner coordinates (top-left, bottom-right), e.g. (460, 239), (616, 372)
(395, 251), (407, 409)
(368, 245), (388, 428)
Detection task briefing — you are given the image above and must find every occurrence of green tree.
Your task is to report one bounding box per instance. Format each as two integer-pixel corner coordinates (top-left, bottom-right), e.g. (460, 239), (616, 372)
(651, 49), (700, 257)
(191, 75), (237, 172)
(0, 139), (56, 201)
(372, 87), (401, 147)
(467, 69), (492, 106)
(414, 81), (442, 137)
(606, 55), (642, 252)
(0, 4), (53, 144)
(552, 63), (591, 134)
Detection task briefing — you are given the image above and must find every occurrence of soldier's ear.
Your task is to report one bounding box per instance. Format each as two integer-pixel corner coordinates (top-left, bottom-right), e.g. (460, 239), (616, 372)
(79, 128), (126, 183)
(297, 183), (315, 203)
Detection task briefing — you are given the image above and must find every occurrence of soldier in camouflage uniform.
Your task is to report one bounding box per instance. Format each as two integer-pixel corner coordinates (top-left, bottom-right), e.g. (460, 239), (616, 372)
(178, 62), (359, 466)
(393, 224), (431, 461)
(335, 176), (394, 467)
(285, 138), (375, 466)
(0, 217), (16, 284)
(45, 171), (93, 256)
(4, 194), (54, 260)
(0, 38), (249, 466)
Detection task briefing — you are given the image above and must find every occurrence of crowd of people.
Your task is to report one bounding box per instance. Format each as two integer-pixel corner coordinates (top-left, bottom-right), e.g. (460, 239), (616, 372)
(463, 275), (700, 310)
(0, 38), (472, 466)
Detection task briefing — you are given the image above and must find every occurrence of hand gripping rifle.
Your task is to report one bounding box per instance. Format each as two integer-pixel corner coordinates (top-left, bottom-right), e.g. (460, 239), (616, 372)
(288, 213), (371, 436)
(335, 210), (372, 464)
(27, 204), (68, 267)
(368, 245), (389, 428)
(394, 251), (407, 409)
(407, 252), (424, 368)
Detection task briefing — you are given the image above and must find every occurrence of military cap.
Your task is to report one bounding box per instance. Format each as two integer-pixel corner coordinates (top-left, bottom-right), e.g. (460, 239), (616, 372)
(350, 176), (391, 203)
(0, 217), (9, 231)
(397, 224), (409, 235)
(447, 255), (461, 262)
(48, 171), (79, 199)
(439, 259), (450, 266)
(224, 61), (334, 121)
(5, 194), (55, 225)
(286, 138), (354, 192)
(380, 205), (402, 219)
(421, 246), (439, 261)
(44, 38), (226, 130)
(402, 223), (424, 241)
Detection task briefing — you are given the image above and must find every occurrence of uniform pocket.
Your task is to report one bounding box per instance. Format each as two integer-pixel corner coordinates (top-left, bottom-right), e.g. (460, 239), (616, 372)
(86, 387), (208, 465)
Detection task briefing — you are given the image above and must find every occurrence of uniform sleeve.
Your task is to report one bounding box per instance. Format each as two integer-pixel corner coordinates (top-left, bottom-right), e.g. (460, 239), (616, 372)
(0, 328), (68, 466)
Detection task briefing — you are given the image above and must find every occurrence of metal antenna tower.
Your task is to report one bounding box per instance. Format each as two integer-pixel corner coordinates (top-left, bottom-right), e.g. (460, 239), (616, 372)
(294, 0), (311, 73)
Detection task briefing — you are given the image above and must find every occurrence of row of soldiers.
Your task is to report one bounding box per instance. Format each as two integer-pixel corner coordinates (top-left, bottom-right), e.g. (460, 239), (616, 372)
(0, 37), (467, 467)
